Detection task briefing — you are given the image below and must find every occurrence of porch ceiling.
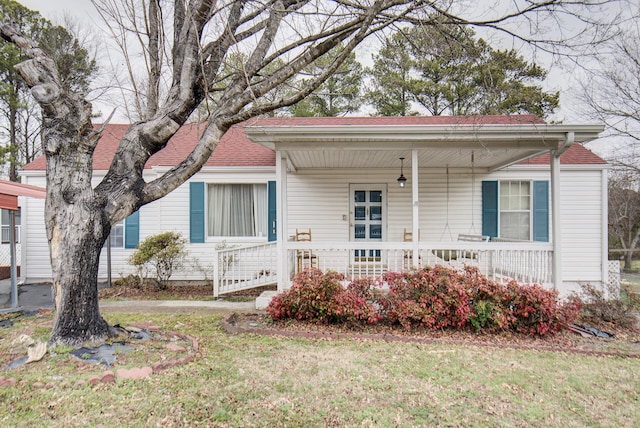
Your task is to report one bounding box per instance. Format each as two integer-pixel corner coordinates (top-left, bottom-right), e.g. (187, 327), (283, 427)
(245, 123), (604, 170)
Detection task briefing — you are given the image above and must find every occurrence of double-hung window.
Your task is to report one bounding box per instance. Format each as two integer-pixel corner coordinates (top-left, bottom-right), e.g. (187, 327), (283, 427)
(207, 183), (268, 238)
(499, 181), (531, 240)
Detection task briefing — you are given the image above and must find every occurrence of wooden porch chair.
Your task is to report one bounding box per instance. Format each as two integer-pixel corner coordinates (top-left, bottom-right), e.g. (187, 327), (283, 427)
(295, 228), (318, 271)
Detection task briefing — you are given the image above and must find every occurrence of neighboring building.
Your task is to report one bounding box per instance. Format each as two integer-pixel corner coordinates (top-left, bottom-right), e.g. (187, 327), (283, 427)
(19, 115), (607, 296)
(0, 208), (21, 272)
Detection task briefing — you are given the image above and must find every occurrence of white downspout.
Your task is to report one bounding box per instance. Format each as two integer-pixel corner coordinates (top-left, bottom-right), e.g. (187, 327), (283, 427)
(601, 168), (609, 295)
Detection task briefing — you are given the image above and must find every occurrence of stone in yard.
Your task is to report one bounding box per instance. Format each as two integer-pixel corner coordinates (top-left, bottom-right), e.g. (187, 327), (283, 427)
(101, 370), (115, 383)
(256, 290), (278, 310)
(26, 342), (47, 364)
(165, 343), (186, 352)
(116, 367), (153, 380)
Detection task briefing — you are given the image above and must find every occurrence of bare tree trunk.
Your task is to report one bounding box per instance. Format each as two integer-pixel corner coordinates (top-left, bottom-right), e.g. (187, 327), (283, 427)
(48, 206), (111, 344)
(624, 249), (633, 271)
(44, 117), (114, 344)
(8, 104), (18, 182)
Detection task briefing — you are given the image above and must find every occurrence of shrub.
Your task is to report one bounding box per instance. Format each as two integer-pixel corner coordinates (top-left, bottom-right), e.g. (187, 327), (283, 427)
(128, 232), (187, 290)
(114, 273), (144, 289)
(505, 281), (581, 336)
(464, 267), (514, 332)
(381, 266), (472, 330)
(577, 282), (636, 328)
(268, 266), (581, 336)
(266, 269), (380, 325)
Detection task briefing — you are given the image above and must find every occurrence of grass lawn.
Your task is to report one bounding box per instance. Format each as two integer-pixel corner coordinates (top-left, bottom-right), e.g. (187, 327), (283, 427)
(2, 312), (639, 427)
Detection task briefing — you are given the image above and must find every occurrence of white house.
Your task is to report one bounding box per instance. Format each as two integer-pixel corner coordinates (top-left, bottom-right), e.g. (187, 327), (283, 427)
(19, 115), (608, 297)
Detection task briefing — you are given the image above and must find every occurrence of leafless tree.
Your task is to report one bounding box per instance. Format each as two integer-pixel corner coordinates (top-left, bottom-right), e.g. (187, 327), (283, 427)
(608, 171), (640, 269)
(0, 0), (616, 344)
(577, 3), (640, 172)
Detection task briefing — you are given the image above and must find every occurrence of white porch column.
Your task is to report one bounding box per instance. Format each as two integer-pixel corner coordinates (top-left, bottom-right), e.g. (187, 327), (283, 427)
(551, 132), (575, 290)
(550, 150), (562, 289)
(276, 152), (289, 292)
(551, 150), (562, 290)
(411, 149), (419, 261)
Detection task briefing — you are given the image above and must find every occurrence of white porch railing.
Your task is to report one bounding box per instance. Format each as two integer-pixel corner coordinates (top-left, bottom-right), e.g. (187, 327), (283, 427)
(213, 241), (554, 297)
(287, 241), (554, 286)
(213, 242), (278, 298)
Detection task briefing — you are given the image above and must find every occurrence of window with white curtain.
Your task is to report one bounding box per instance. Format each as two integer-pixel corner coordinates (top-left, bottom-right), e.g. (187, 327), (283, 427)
(207, 184), (268, 237)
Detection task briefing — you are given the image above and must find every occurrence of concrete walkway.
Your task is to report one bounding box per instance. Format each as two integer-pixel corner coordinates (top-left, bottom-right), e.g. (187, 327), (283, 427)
(0, 280), (263, 314)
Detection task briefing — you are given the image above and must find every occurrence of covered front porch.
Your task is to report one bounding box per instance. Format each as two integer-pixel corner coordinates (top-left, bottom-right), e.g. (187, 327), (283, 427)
(237, 117), (603, 294)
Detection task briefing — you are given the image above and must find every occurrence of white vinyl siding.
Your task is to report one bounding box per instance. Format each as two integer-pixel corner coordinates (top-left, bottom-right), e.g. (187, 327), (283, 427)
(557, 168), (605, 288)
(19, 163), (606, 293)
(19, 169), (274, 283)
(285, 166), (606, 294)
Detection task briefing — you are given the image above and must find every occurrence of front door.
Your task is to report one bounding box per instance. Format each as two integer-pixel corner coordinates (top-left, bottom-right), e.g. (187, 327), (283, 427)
(350, 184), (386, 261)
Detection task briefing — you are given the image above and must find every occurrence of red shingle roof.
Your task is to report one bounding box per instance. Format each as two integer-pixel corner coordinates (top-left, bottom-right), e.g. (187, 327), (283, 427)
(520, 144), (607, 165)
(21, 115), (605, 171)
(22, 122), (275, 171)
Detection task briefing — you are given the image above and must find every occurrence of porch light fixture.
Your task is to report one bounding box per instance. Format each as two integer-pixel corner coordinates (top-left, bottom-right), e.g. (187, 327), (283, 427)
(397, 157), (407, 188)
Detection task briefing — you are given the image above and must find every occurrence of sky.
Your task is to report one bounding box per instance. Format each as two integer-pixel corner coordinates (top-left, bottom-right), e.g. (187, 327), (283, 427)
(20, 0), (97, 22)
(15, 0), (618, 158)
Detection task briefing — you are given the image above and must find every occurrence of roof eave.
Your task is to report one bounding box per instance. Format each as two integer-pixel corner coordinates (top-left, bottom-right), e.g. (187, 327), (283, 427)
(245, 123), (605, 150)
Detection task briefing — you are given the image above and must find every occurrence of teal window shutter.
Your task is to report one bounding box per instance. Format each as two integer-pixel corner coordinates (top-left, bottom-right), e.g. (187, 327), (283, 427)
(533, 180), (549, 242)
(190, 182), (205, 243)
(124, 210), (140, 249)
(268, 181), (277, 241)
(482, 181), (498, 238)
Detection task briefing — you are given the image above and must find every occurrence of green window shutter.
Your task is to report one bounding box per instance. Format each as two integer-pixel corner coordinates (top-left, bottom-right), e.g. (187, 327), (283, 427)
(124, 210), (140, 249)
(533, 180), (549, 242)
(268, 181), (277, 242)
(482, 181), (498, 238)
(190, 182), (205, 243)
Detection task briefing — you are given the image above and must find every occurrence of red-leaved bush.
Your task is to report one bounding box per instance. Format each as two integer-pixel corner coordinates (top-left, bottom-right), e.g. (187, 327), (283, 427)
(266, 269), (380, 325)
(380, 266), (472, 330)
(504, 280), (582, 335)
(266, 265), (581, 336)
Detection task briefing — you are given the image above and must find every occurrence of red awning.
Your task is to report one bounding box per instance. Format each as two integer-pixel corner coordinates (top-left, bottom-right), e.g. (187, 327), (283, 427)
(0, 180), (46, 211)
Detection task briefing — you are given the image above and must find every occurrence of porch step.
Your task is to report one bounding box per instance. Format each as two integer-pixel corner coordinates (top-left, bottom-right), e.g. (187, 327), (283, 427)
(255, 290), (279, 310)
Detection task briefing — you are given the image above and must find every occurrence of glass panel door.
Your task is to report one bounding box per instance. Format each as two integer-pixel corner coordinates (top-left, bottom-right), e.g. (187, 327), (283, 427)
(350, 184), (386, 261)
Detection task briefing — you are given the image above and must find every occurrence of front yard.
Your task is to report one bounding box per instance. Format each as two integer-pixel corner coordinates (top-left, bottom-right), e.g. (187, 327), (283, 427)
(1, 311), (639, 427)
